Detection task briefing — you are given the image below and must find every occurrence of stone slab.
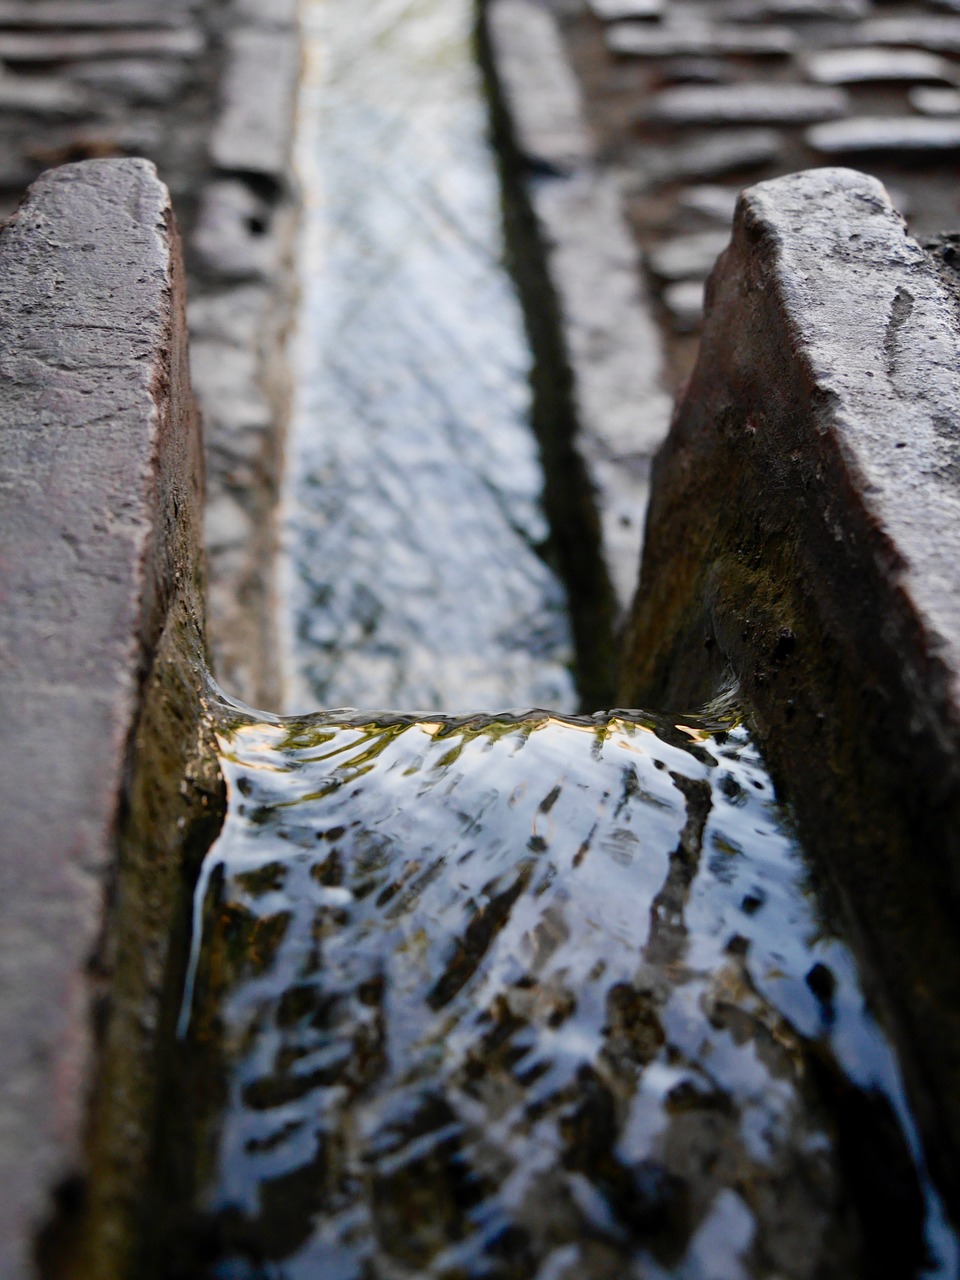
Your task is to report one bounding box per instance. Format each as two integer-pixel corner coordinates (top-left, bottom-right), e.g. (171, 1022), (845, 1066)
(0, 1), (193, 26)
(910, 85), (960, 115)
(0, 28), (204, 59)
(808, 115), (960, 153)
(806, 46), (958, 85)
(0, 158), (205, 1279)
(621, 166), (960, 1218)
(588, 0), (664, 19)
(724, 0), (867, 16)
(854, 16), (960, 52)
(646, 229), (730, 281)
(209, 27), (299, 179)
(484, 0), (672, 637)
(642, 82), (848, 125)
(607, 21), (796, 57)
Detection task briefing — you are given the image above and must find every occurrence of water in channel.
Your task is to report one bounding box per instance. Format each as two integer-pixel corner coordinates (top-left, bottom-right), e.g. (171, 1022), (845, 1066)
(170, 698), (955, 1278)
(279, 0), (575, 715)
(171, 0), (958, 1275)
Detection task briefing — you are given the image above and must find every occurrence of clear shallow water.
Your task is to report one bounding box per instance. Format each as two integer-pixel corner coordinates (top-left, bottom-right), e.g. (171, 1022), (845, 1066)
(279, 0), (575, 714)
(171, 697), (957, 1279)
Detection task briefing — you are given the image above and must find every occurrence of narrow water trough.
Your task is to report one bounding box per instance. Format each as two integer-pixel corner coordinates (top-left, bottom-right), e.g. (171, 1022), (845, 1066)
(3, 5), (960, 1280)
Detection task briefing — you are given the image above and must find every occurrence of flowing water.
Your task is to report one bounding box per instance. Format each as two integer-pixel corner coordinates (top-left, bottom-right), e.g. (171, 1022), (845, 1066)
(167, 697), (955, 1278)
(167, 0), (960, 1274)
(278, 0), (575, 714)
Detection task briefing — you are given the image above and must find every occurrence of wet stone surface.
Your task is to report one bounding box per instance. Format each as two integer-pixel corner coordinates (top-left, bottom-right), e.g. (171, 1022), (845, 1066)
(168, 703), (955, 1278)
(281, 0), (575, 715)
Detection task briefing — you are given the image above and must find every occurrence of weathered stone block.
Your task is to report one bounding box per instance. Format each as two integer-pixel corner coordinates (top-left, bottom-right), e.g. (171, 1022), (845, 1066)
(0, 159), (213, 1279)
(621, 166), (960, 1217)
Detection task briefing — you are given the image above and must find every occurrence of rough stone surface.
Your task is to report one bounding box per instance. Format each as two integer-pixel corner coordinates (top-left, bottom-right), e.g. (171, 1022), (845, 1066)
(621, 166), (960, 1220)
(0, 158), (209, 1280)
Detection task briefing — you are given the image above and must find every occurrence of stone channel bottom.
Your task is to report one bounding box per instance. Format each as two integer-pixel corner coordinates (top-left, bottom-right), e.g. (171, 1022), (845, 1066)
(164, 697), (956, 1279)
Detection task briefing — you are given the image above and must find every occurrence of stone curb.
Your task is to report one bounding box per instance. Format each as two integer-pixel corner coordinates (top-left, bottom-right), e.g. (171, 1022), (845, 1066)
(0, 158), (215, 1279)
(621, 165), (960, 1216)
(189, 0), (301, 709)
(480, 0), (672, 704)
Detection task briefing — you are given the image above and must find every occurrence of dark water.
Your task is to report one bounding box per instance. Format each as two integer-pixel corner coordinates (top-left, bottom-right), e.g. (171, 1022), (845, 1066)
(171, 696), (956, 1279)
(279, 0), (575, 714)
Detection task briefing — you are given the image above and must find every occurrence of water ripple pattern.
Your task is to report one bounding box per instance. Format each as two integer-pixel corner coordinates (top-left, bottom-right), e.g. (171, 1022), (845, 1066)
(174, 704), (956, 1279)
(280, 0), (575, 714)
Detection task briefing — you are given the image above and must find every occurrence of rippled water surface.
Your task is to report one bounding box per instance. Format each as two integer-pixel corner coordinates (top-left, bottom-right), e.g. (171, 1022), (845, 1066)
(170, 701), (956, 1279)
(279, 0), (574, 714)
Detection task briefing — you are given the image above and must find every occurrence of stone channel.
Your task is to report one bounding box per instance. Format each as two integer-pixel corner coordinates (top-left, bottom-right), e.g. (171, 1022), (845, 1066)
(3, 1), (960, 1278)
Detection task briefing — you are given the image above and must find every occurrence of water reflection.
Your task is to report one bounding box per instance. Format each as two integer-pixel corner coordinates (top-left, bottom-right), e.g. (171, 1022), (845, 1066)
(172, 699), (956, 1279)
(280, 0), (575, 713)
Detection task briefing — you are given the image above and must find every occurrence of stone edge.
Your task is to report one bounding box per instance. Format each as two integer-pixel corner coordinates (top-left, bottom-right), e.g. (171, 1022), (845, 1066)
(479, 0), (672, 706)
(0, 158), (216, 1280)
(621, 164), (960, 1220)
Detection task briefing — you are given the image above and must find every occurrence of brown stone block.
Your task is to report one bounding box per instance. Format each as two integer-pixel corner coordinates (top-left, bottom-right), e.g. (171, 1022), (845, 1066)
(0, 159), (215, 1279)
(621, 166), (960, 1218)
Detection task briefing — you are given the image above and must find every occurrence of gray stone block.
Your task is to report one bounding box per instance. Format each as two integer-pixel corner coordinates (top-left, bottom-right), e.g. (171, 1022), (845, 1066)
(209, 28), (299, 179)
(0, 27), (204, 59)
(0, 158), (208, 1279)
(808, 114), (960, 153)
(607, 21), (796, 57)
(642, 82), (848, 125)
(805, 46), (959, 85)
(621, 166), (960, 1217)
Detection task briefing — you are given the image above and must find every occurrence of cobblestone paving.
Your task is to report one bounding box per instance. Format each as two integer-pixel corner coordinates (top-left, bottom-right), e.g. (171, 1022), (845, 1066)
(553, 0), (960, 384)
(0, 0), (299, 708)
